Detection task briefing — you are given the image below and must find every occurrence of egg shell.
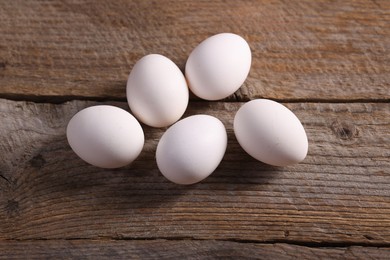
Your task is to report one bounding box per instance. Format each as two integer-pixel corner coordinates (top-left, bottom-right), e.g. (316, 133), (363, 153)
(185, 33), (251, 100)
(127, 54), (189, 128)
(66, 105), (144, 168)
(234, 99), (308, 166)
(156, 115), (227, 185)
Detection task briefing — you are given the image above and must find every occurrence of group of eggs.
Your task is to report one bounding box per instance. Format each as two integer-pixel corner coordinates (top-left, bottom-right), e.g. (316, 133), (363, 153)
(67, 33), (308, 185)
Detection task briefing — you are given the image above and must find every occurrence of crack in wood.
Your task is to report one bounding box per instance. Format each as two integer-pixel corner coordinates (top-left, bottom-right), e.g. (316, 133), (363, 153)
(0, 174), (11, 185)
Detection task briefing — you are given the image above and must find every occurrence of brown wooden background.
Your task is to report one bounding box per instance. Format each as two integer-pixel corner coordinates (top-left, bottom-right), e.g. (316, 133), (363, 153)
(0, 0), (389, 259)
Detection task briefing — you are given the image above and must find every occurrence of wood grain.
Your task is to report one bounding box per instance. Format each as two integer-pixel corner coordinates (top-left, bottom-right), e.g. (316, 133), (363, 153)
(1, 0), (389, 257)
(0, 0), (389, 101)
(0, 99), (389, 244)
(0, 240), (389, 260)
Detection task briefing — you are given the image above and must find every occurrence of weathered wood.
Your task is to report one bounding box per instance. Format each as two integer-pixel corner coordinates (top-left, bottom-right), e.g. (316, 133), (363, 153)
(0, 240), (389, 260)
(0, 99), (389, 244)
(0, 0), (389, 101)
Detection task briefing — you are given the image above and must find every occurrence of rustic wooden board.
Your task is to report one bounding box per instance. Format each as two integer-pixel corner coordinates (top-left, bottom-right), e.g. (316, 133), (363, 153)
(0, 240), (389, 260)
(0, 99), (389, 244)
(1, 0), (389, 257)
(0, 0), (389, 101)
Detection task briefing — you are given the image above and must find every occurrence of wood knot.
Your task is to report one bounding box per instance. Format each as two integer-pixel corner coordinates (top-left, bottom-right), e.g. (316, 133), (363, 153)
(0, 61), (7, 70)
(6, 199), (20, 216)
(30, 154), (46, 168)
(331, 121), (359, 140)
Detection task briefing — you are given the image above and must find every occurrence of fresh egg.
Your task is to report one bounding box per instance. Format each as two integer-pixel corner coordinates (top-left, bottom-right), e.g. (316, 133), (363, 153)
(127, 54), (189, 128)
(66, 105), (144, 168)
(156, 115), (227, 185)
(185, 33), (251, 100)
(234, 99), (308, 166)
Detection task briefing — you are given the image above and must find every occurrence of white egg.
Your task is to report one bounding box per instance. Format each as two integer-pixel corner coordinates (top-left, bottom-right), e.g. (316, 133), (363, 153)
(66, 105), (144, 168)
(185, 33), (251, 100)
(127, 54), (189, 128)
(156, 115), (227, 185)
(234, 99), (308, 166)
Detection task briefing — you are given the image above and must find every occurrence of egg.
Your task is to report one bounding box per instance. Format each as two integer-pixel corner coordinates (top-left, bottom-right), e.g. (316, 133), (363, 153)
(156, 115), (227, 185)
(185, 33), (251, 100)
(127, 54), (189, 127)
(66, 105), (144, 168)
(234, 99), (308, 166)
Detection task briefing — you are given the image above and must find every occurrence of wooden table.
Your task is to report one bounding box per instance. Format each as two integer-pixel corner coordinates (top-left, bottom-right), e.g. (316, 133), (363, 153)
(1, 0), (389, 259)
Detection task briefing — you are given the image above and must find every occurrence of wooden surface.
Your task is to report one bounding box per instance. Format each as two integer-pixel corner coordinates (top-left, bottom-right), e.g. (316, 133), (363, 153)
(0, 0), (389, 102)
(0, 241), (389, 260)
(0, 0), (389, 259)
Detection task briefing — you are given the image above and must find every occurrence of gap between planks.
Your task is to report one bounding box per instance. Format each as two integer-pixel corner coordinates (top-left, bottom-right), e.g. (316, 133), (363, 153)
(1, 237), (390, 249)
(0, 94), (389, 105)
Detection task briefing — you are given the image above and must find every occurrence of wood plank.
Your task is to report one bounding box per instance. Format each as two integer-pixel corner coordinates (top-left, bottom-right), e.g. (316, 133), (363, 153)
(0, 240), (389, 260)
(0, 0), (389, 101)
(0, 99), (389, 243)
